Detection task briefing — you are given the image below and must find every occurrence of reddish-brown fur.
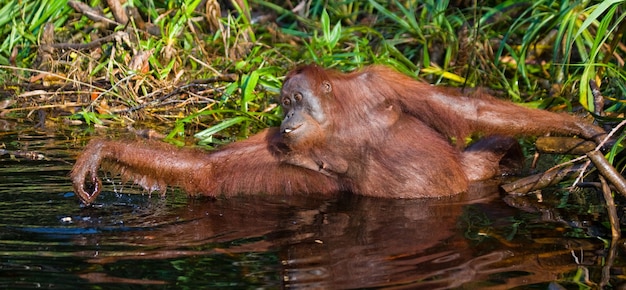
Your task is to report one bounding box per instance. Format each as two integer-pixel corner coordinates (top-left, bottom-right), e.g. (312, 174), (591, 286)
(71, 64), (605, 205)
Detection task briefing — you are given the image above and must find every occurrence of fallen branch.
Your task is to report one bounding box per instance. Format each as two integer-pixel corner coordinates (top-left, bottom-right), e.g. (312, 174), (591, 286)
(535, 136), (596, 155)
(501, 164), (585, 194)
(587, 150), (626, 198)
(572, 119), (626, 185)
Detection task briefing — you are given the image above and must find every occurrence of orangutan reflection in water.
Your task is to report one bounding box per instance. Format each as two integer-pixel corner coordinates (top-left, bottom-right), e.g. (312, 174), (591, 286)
(69, 182), (609, 289)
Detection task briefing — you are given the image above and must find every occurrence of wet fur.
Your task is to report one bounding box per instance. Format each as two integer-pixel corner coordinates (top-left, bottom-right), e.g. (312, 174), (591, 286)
(71, 64), (605, 204)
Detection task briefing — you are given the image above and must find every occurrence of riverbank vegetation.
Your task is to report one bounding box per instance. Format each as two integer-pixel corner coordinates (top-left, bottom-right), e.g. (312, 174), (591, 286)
(1, 0), (623, 141)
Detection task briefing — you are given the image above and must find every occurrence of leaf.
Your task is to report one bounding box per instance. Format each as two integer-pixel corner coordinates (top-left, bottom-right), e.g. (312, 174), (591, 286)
(241, 70), (260, 111)
(194, 116), (250, 140)
(579, 3), (622, 110)
(321, 9), (330, 39)
(328, 20), (342, 49)
(420, 66), (468, 84)
(574, 0), (625, 41)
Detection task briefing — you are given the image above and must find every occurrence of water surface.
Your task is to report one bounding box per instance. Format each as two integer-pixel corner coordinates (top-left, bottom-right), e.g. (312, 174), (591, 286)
(0, 124), (622, 289)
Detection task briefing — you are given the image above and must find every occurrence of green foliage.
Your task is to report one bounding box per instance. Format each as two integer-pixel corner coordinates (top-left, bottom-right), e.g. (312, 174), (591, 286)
(0, 0), (71, 65)
(1, 0), (624, 155)
(316, 10), (342, 56)
(303, 9), (361, 68)
(491, 0), (625, 106)
(69, 110), (116, 126)
(577, 0), (625, 111)
(368, 0), (464, 81)
(166, 63), (283, 146)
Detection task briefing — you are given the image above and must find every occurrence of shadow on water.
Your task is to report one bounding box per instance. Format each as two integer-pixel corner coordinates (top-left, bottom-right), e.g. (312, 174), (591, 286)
(0, 123), (624, 289)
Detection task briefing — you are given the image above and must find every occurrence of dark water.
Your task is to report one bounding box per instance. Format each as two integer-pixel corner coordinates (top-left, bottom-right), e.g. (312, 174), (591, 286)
(0, 125), (624, 289)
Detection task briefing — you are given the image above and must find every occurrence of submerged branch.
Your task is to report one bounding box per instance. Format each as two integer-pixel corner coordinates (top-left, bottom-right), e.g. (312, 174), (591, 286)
(501, 164), (584, 195)
(599, 176), (620, 239)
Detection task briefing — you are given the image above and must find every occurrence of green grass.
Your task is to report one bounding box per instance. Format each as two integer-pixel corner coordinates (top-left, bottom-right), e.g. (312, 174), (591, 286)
(0, 0), (623, 150)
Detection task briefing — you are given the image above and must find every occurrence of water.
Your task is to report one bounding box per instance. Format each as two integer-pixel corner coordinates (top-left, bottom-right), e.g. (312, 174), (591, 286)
(0, 124), (623, 289)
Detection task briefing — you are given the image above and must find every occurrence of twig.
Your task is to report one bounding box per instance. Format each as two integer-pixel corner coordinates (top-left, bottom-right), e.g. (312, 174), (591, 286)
(3, 103), (91, 113)
(599, 176), (621, 239)
(573, 119), (626, 185)
(48, 31), (130, 51)
(587, 150), (626, 198)
(68, 0), (121, 27)
(115, 75), (238, 113)
(601, 233), (620, 287)
(106, 0), (128, 25)
(504, 119), (626, 195)
(589, 79), (605, 116)
(594, 119), (626, 151)
(0, 65), (110, 94)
